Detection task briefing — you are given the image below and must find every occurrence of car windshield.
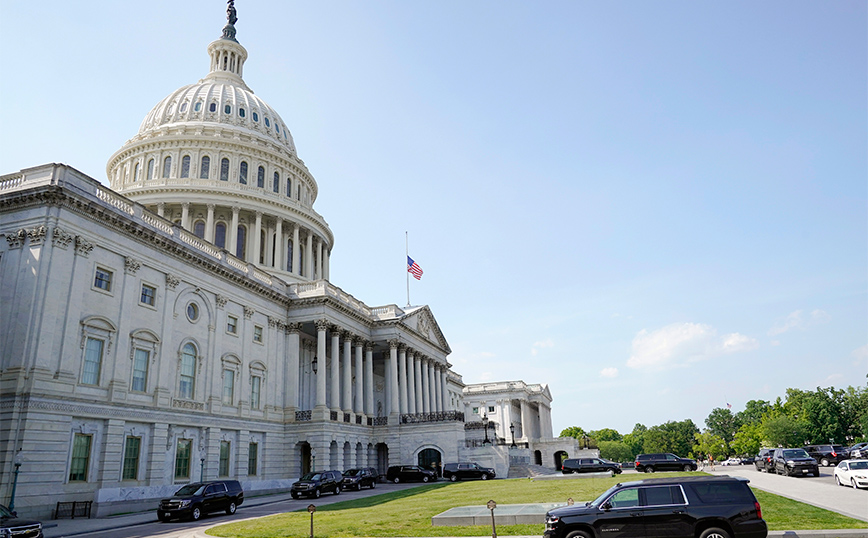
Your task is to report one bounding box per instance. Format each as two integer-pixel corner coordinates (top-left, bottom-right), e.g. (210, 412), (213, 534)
(832, 446), (846, 451)
(174, 484), (205, 496)
(300, 473), (321, 481)
(588, 484), (622, 507)
(0, 504), (14, 518)
(783, 449), (809, 458)
(850, 461), (868, 470)
(343, 469), (361, 476)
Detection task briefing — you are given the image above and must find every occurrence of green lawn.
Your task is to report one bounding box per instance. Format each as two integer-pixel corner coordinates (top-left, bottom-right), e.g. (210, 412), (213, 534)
(207, 474), (868, 537)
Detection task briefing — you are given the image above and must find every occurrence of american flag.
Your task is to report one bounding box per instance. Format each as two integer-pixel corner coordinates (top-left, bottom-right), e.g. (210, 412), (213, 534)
(407, 256), (423, 280)
(726, 402), (732, 409)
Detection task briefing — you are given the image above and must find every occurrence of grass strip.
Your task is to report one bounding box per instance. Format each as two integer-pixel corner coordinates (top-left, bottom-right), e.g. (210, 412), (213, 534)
(207, 474), (867, 537)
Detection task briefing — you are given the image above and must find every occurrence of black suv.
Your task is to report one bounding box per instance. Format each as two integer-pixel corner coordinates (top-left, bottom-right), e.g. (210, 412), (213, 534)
(562, 458), (622, 475)
(754, 449), (775, 472)
(157, 480), (244, 522)
(634, 453), (697, 472)
(291, 470), (343, 498)
(443, 462), (496, 481)
(385, 465), (437, 483)
(544, 475), (767, 538)
(1, 503), (43, 538)
(804, 444), (849, 467)
(772, 448), (819, 477)
(342, 467), (379, 490)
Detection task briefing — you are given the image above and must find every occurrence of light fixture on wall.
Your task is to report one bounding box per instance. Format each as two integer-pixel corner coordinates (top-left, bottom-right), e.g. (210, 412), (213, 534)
(312, 356), (318, 374)
(482, 413), (490, 444)
(509, 423), (516, 448)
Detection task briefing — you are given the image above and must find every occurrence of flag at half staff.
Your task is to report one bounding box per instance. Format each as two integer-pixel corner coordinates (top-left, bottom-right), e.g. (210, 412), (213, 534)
(407, 256), (423, 280)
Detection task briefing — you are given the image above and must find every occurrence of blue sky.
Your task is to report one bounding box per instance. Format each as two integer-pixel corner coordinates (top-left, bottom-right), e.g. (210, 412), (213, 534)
(1, 1), (865, 436)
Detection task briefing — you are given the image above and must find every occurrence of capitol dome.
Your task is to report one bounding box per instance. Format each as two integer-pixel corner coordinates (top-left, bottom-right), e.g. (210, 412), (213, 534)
(107, 2), (333, 283)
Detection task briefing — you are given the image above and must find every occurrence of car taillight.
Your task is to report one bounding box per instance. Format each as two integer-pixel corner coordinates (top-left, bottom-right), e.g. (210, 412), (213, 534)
(755, 501), (762, 520)
(832, 451), (837, 457)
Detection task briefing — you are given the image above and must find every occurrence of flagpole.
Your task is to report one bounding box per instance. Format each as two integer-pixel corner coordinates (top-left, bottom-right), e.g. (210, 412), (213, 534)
(405, 232), (410, 307)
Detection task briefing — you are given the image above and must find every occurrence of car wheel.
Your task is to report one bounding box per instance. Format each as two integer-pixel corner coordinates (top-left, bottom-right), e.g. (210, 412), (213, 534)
(853, 478), (859, 489)
(291, 492), (299, 499)
(646, 466), (654, 473)
(334, 486), (341, 495)
(683, 465), (692, 472)
(699, 527), (732, 538)
(191, 506), (202, 521)
(393, 477), (400, 484)
(820, 458), (830, 467)
(565, 530), (592, 538)
(314, 489), (321, 498)
(226, 501), (237, 515)
(370, 481), (376, 489)
(158, 513), (170, 523)
(835, 475), (842, 486)
(422, 476), (429, 483)
(450, 475), (458, 482)
(481, 474), (488, 480)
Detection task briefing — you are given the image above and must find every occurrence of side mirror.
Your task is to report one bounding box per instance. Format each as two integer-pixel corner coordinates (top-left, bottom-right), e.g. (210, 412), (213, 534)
(601, 502), (611, 511)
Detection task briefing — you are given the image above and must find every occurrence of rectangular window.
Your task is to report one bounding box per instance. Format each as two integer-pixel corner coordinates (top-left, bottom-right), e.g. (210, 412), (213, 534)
(122, 437), (141, 480)
(248, 442), (258, 476)
(253, 326), (263, 343)
(175, 439), (192, 479)
(251, 375), (261, 410)
(131, 348), (149, 392)
(472, 407), (479, 414)
(69, 434), (92, 482)
(488, 406), (495, 413)
(219, 441), (230, 476)
(223, 369), (235, 405)
(94, 267), (113, 291)
(81, 337), (104, 385)
(140, 284), (156, 306)
(227, 315), (238, 334)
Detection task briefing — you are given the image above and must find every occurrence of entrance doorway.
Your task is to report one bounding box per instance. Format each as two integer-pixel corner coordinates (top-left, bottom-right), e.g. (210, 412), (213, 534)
(554, 450), (568, 470)
(534, 450), (542, 465)
(418, 448), (442, 477)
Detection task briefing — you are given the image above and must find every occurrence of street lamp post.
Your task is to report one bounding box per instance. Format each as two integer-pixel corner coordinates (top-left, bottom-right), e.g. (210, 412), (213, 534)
(9, 450), (22, 512)
(482, 413), (490, 445)
(509, 424), (516, 448)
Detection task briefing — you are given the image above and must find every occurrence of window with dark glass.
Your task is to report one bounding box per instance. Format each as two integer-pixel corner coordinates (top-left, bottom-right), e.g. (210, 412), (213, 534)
(273, 172), (279, 193)
(252, 111), (259, 122)
(215, 223), (227, 248)
(181, 155), (191, 178)
(239, 161), (248, 184)
(175, 439), (191, 479)
(224, 104), (231, 114)
(179, 343), (196, 399)
(162, 156), (171, 178)
(220, 158), (230, 181)
(122, 437), (141, 480)
(257, 166), (265, 188)
(248, 442), (258, 475)
(264, 117), (270, 127)
(227, 315), (238, 334)
(194, 102), (202, 112)
(253, 326), (263, 343)
(239, 108), (246, 118)
(286, 178), (291, 197)
(180, 102), (188, 113)
(194, 221), (205, 238)
(147, 159), (154, 180)
(236, 226), (247, 260)
(132, 349), (149, 392)
(94, 267), (113, 291)
(286, 240), (293, 272)
(200, 156), (210, 179)
(140, 284), (156, 306)
(219, 441), (230, 476)
(209, 102), (217, 112)
(69, 434), (92, 482)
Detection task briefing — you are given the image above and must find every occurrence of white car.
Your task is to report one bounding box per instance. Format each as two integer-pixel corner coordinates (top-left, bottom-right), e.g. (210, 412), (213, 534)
(834, 459), (868, 489)
(722, 458), (741, 466)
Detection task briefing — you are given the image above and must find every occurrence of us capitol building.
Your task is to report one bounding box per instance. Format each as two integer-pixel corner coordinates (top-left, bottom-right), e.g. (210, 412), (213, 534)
(0, 3), (577, 519)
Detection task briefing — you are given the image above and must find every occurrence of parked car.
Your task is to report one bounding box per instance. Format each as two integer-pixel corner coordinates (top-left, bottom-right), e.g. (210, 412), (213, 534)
(754, 448), (775, 473)
(385, 465), (437, 483)
(834, 459), (868, 489)
(443, 462), (496, 481)
(291, 470), (343, 498)
(1, 503), (43, 537)
(561, 458), (622, 475)
(634, 453), (697, 472)
(804, 444), (849, 467)
(722, 458), (742, 466)
(847, 442), (868, 459)
(772, 448), (819, 477)
(157, 480), (244, 522)
(544, 475), (767, 538)
(341, 467), (378, 490)
(740, 457), (756, 465)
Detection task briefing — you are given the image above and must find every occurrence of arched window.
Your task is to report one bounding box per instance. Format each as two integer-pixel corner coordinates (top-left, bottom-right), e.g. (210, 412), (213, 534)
(224, 104), (232, 114)
(162, 156), (172, 178)
(265, 117), (270, 127)
(220, 158), (230, 181)
(215, 222), (227, 248)
(209, 102), (217, 112)
(286, 178), (292, 197)
(257, 166), (265, 188)
(239, 161), (248, 184)
(194, 221), (205, 239)
(133, 163), (140, 182)
(180, 102), (188, 113)
(147, 159), (154, 180)
(200, 156), (210, 179)
(181, 155), (191, 178)
(236, 226), (247, 260)
(194, 101), (202, 112)
(276, 123), (280, 133)
(179, 343), (197, 399)
(273, 172), (279, 193)
(252, 111), (259, 122)
(239, 108), (246, 118)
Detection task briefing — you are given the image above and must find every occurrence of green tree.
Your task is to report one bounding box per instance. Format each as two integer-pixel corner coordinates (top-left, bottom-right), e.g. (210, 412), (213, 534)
(692, 431), (728, 460)
(842, 385), (868, 441)
(736, 399), (772, 426)
(588, 428), (622, 442)
(621, 423), (646, 458)
(705, 407), (742, 449)
(597, 440), (633, 463)
(785, 387), (847, 443)
(760, 413), (808, 447)
(643, 419), (699, 456)
(559, 426), (587, 439)
(730, 422), (763, 456)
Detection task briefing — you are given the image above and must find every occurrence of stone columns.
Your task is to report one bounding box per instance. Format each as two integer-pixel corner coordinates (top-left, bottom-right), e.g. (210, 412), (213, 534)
(314, 320), (328, 410)
(253, 211), (263, 264)
(520, 400), (531, 441)
(181, 202), (191, 230)
(388, 340), (400, 417)
(398, 346), (408, 414)
(330, 329), (340, 412)
(157, 202), (165, 217)
(286, 323), (300, 412)
(205, 204), (215, 242)
(324, 248), (330, 281)
(414, 355), (424, 413)
(292, 224), (300, 275)
(364, 343), (374, 415)
(435, 366), (443, 412)
(316, 238), (323, 279)
(274, 218), (283, 270)
(406, 350), (416, 414)
(354, 339), (364, 414)
(440, 368), (448, 410)
(229, 206), (240, 257)
(305, 232), (313, 278)
(420, 357), (430, 413)
(342, 332), (352, 413)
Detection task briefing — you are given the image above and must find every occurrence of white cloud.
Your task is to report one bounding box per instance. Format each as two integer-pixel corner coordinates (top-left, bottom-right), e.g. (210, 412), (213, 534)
(531, 339), (555, 356)
(627, 322), (758, 370)
(853, 344), (868, 367)
(599, 367), (619, 378)
(768, 309), (830, 336)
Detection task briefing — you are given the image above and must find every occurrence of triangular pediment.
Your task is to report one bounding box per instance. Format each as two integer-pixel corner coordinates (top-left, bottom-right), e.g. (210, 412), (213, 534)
(401, 306), (450, 353)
